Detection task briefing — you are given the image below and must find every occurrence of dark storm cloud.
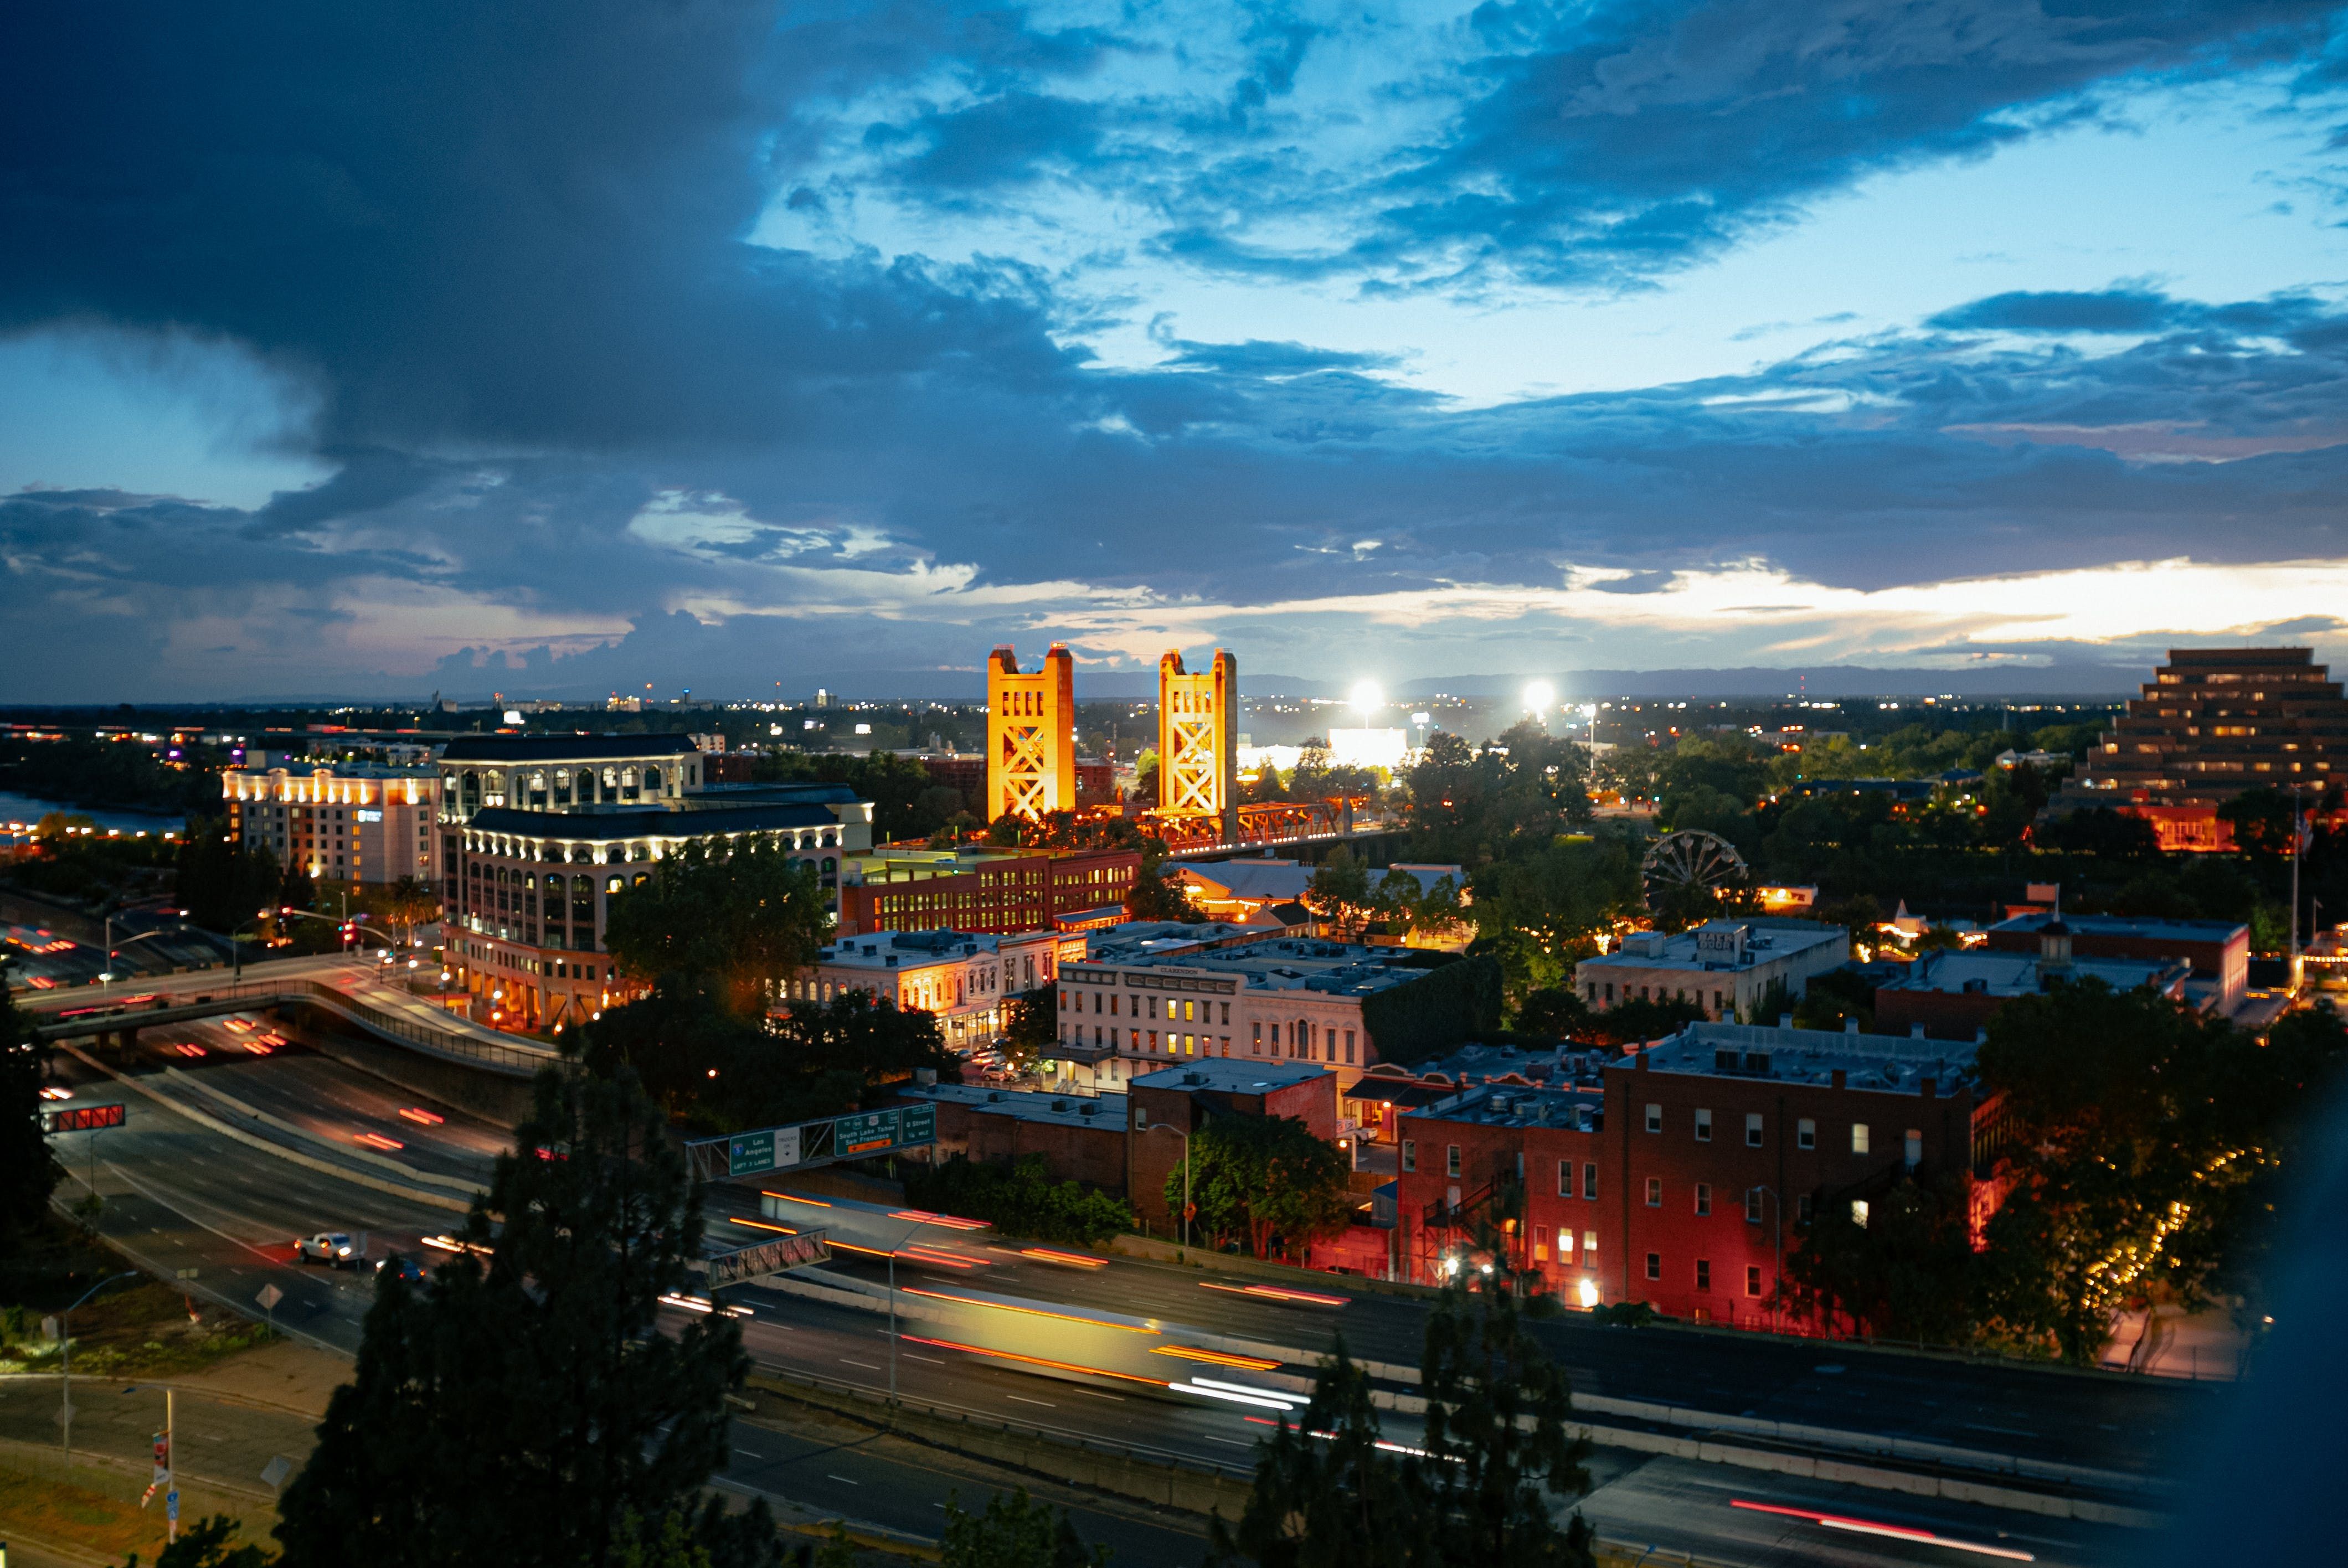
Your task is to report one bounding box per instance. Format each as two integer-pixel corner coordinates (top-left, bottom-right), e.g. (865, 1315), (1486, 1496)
(4, 3), (2348, 699)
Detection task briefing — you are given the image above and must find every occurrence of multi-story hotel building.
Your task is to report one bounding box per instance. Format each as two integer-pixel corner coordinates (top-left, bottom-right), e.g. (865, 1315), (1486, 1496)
(437, 735), (874, 1031)
(220, 764), (440, 888)
(2058, 647), (2348, 849)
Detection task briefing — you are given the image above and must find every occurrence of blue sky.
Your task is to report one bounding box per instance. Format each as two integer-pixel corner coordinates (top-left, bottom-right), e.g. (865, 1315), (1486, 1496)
(6, 0), (2348, 700)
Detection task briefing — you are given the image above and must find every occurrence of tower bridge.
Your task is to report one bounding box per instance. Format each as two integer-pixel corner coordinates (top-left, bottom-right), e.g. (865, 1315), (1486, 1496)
(983, 641), (1394, 859)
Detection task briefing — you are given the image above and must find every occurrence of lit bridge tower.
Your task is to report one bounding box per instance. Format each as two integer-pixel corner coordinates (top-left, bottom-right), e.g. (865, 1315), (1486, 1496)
(986, 644), (1076, 823)
(1158, 648), (1238, 844)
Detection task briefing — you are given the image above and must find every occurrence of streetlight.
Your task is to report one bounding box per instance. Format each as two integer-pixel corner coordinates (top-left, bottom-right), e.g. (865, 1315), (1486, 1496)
(1141, 1122), (1193, 1250)
(60, 1270), (141, 1472)
(229, 908), (272, 983)
(99, 920), (187, 997)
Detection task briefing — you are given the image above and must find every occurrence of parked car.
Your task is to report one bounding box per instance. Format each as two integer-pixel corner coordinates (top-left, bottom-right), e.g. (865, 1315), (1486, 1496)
(374, 1255), (426, 1283)
(294, 1232), (359, 1268)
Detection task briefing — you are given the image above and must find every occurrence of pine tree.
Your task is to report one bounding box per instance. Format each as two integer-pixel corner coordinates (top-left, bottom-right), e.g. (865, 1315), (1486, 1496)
(276, 1066), (777, 1568)
(1208, 1338), (1428, 1568)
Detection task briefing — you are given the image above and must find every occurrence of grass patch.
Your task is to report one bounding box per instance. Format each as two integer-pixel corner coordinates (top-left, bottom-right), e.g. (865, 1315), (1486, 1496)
(0, 1215), (279, 1378)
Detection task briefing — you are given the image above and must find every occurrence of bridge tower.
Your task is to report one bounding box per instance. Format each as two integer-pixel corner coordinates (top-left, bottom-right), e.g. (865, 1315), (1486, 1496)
(986, 644), (1077, 823)
(1158, 648), (1238, 840)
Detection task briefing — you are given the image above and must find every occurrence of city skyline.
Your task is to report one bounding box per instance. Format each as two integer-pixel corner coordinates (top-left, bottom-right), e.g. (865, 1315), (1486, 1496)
(8, 4), (2348, 701)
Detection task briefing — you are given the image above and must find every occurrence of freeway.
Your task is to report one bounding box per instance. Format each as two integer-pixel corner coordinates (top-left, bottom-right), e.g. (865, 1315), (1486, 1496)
(42, 1029), (2162, 1565)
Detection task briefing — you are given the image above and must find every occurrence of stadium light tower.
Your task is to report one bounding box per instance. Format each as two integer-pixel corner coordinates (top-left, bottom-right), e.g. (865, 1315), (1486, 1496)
(1523, 679), (1556, 714)
(1350, 678), (1383, 717)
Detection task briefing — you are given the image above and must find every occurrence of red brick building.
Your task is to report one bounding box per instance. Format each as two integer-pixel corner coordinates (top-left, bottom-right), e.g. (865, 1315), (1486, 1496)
(836, 846), (1140, 938)
(894, 1083), (1130, 1194)
(1396, 1023), (1987, 1330)
(1126, 1060), (1336, 1235)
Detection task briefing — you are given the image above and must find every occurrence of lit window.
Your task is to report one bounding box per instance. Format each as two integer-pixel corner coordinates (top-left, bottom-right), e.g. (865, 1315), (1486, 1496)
(1851, 1123), (1871, 1156)
(1645, 1177), (1661, 1207)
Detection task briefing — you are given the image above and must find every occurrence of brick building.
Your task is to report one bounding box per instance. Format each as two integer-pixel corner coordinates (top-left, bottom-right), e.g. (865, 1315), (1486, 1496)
(895, 1082), (1130, 1193)
(834, 846), (1141, 938)
(1126, 1060), (1336, 1234)
(1394, 1022), (1986, 1330)
(1873, 922), (2191, 1041)
(1981, 911), (2247, 1012)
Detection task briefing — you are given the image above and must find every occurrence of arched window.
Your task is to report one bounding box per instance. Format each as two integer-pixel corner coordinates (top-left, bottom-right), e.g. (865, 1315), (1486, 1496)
(646, 766), (663, 793)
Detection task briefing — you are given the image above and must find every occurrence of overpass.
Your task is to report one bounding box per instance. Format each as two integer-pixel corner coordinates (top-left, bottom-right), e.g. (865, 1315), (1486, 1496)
(27, 969), (558, 1079)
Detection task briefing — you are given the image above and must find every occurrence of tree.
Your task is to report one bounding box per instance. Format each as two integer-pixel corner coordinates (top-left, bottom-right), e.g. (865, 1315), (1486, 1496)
(1305, 849), (1374, 936)
(275, 1066), (778, 1568)
(173, 815), (281, 935)
(588, 982), (954, 1134)
(941, 1487), (1108, 1568)
(905, 1154), (1133, 1246)
(1174, 1114), (1351, 1259)
(603, 838), (829, 1014)
(0, 982), (59, 1256)
(2216, 786), (2305, 863)
(1417, 1280), (1595, 1568)
(1467, 833), (1644, 999)
(1125, 852), (1207, 923)
(999, 986), (1058, 1072)
(1215, 1296), (1595, 1568)
(1403, 726), (1592, 867)
(1208, 1339), (1430, 1568)
(1777, 1173), (1983, 1345)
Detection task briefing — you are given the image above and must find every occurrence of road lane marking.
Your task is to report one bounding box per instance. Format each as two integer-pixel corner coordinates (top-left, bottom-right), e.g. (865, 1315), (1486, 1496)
(1069, 1388), (1125, 1400)
(904, 1354), (944, 1364)
(842, 1360), (881, 1370)
(1006, 1395), (1053, 1407)
(827, 1475), (859, 1484)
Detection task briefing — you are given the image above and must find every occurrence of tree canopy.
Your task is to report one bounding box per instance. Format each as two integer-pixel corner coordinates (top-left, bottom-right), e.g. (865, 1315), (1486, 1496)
(1174, 1113), (1352, 1259)
(0, 982), (59, 1256)
(602, 837), (830, 1014)
(276, 1066), (776, 1567)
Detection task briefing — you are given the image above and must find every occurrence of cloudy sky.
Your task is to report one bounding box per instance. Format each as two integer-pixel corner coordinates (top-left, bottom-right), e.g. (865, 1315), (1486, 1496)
(7, 1), (2348, 701)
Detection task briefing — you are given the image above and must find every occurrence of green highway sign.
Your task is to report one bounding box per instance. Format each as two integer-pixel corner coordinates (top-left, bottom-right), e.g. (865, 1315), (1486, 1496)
(899, 1103), (935, 1144)
(833, 1109), (899, 1156)
(727, 1129), (775, 1177)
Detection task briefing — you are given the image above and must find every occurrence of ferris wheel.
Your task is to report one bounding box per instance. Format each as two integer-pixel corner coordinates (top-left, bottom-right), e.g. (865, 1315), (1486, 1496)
(1641, 829), (1749, 909)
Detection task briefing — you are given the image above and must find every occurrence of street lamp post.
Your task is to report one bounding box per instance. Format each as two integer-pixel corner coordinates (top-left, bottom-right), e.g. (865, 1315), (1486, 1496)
(229, 908), (272, 983)
(99, 922), (184, 998)
(60, 1271), (140, 1472)
(1142, 1122), (1193, 1250)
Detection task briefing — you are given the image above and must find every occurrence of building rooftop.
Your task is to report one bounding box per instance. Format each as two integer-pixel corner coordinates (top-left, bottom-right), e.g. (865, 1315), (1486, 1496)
(1075, 935), (1449, 998)
(1580, 918), (1847, 974)
(465, 802), (838, 839)
(1630, 1020), (1979, 1091)
(692, 781), (864, 808)
(898, 1082), (1127, 1129)
(1130, 1060), (1327, 1095)
(224, 761), (437, 778)
(1365, 1041), (1613, 1090)
(1986, 910), (2248, 945)
(1076, 921), (1271, 962)
(439, 734), (702, 763)
(1400, 1081), (1602, 1132)
(1879, 947), (2187, 1000)
(820, 929), (1026, 968)
(1173, 860), (1314, 901)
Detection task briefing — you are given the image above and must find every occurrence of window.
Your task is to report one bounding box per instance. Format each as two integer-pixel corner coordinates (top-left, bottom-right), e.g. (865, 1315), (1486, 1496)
(1558, 1160), (1573, 1198)
(1445, 1144), (1461, 1178)
(1851, 1123), (1871, 1156)
(1694, 1183), (1711, 1217)
(1583, 1162), (1598, 1200)
(1797, 1117), (1816, 1151)
(1797, 1194), (1814, 1222)
(1558, 1229), (1574, 1259)
(1745, 1188), (1764, 1224)
(1695, 1260), (1711, 1293)
(1222, 1003), (1231, 1025)
(1644, 1103), (1661, 1134)
(1533, 1225), (1549, 1263)
(1344, 1030), (1355, 1064)
(1645, 1177), (1662, 1207)
(1582, 1231), (1597, 1262)
(1644, 1252), (1661, 1282)
(1183, 999), (1194, 1022)
(1745, 1112), (1764, 1148)
(1694, 1108), (1712, 1143)
(1745, 1265), (1762, 1298)
(1851, 1199), (1870, 1228)
(1401, 1140), (1417, 1173)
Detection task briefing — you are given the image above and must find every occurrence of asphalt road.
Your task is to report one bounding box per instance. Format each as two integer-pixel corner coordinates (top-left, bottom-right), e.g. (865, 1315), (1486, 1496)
(44, 1034), (2160, 1567)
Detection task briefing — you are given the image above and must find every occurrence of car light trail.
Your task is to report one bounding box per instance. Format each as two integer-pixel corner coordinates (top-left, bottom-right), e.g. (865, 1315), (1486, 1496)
(1729, 1500), (2036, 1561)
(1016, 1247), (1106, 1269)
(728, 1217), (798, 1234)
(762, 1192), (828, 1206)
(356, 1132), (405, 1151)
(889, 1208), (988, 1230)
(173, 1043), (206, 1058)
(1172, 1378), (1300, 1412)
(399, 1107), (445, 1126)
(1153, 1345), (1282, 1371)
(1201, 1282), (1349, 1307)
(900, 1287), (1156, 1332)
(1242, 1416), (1447, 1460)
(659, 1292), (754, 1319)
(899, 1334), (1164, 1386)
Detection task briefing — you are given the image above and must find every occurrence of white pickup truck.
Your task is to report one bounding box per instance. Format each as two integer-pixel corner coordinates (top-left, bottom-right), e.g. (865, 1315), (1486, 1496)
(294, 1232), (359, 1268)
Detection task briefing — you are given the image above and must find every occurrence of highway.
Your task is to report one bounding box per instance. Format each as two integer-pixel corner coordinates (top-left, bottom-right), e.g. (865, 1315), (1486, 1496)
(38, 1016), (2167, 1566)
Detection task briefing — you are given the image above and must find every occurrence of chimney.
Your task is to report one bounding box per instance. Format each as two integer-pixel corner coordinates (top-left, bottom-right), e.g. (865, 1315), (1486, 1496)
(1778, 1013), (1793, 1029)
(1831, 1068), (1846, 1090)
(1636, 1050), (1649, 1071)
(1909, 1023), (1925, 1039)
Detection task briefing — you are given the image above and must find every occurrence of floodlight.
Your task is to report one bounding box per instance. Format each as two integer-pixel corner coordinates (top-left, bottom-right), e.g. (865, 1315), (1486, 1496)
(1349, 679), (1383, 714)
(1523, 680), (1556, 713)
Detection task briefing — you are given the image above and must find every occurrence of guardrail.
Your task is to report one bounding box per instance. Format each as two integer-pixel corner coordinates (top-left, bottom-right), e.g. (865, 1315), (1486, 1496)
(32, 975), (560, 1079)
